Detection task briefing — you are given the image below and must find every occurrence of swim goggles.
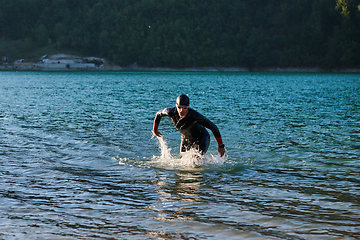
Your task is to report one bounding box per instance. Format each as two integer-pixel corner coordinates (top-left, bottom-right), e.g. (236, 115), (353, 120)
(176, 105), (189, 110)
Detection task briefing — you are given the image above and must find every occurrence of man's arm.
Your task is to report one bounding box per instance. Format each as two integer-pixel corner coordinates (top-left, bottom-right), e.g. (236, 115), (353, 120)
(152, 108), (172, 137)
(196, 114), (226, 157)
(152, 122), (162, 137)
(215, 133), (226, 157)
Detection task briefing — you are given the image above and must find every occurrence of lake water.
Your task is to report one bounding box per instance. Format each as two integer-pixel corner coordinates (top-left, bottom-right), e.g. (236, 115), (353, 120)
(0, 71), (359, 239)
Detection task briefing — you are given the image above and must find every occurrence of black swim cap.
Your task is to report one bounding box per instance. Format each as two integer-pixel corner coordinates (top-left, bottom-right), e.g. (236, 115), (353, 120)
(176, 94), (190, 106)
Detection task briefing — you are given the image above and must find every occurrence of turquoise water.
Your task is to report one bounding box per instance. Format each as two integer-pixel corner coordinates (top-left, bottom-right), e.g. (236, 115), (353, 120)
(0, 71), (359, 239)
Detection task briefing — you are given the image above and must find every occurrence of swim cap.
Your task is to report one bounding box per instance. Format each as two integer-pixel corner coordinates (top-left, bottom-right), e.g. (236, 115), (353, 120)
(176, 94), (190, 106)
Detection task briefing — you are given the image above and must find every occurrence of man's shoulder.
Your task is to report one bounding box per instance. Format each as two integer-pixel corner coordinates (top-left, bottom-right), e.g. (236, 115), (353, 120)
(167, 106), (177, 113)
(157, 106), (177, 117)
(188, 108), (205, 119)
(158, 106), (175, 113)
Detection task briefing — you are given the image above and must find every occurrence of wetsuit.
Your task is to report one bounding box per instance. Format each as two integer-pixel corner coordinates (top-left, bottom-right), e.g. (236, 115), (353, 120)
(153, 107), (223, 154)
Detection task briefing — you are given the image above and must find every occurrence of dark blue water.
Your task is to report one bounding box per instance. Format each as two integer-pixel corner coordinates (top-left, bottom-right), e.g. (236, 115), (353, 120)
(0, 71), (359, 239)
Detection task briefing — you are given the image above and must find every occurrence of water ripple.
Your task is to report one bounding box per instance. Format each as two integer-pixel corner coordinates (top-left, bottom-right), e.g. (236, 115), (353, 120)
(0, 72), (359, 239)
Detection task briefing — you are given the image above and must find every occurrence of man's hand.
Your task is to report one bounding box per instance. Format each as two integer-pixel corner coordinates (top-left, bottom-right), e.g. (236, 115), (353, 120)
(218, 146), (225, 157)
(153, 129), (162, 137)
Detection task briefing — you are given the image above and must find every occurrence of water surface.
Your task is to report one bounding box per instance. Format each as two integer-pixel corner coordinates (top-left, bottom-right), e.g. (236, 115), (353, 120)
(0, 71), (359, 239)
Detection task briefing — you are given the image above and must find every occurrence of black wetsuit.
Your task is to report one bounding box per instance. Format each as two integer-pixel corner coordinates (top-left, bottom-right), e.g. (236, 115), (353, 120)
(154, 107), (221, 154)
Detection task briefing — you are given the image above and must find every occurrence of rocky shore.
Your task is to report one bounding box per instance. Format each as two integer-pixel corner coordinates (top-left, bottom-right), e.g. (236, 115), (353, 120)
(0, 54), (123, 71)
(1, 54), (359, 73)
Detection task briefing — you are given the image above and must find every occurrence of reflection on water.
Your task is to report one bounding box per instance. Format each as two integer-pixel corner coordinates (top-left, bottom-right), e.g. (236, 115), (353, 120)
(149, 171), (203, 223)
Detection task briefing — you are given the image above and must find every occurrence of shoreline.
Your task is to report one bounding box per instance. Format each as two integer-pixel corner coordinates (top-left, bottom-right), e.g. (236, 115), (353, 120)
(120, 66), (360, 73)
(1, 65), (360, 73)
(1, 54), (359, 73)
(2, 53), (360, 73)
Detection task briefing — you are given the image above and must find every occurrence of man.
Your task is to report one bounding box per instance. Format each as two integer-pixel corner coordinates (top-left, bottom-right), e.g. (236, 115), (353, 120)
(152, 94), (225, 157)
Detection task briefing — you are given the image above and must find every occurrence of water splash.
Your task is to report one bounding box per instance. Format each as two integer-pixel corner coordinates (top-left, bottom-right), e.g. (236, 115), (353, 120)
(157, 136), (173, 160)
(151, 137), (226, 170)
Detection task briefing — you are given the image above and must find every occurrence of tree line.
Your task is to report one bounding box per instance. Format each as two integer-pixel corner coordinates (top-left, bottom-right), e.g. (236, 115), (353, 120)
(1, 0), (359, 69)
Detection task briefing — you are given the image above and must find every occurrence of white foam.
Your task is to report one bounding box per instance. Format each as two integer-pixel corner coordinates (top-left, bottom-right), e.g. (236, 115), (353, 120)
(151, 137), (225, 170)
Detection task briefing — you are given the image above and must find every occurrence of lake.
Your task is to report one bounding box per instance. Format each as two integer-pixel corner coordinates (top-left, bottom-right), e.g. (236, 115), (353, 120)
(0, 71), (359, 239)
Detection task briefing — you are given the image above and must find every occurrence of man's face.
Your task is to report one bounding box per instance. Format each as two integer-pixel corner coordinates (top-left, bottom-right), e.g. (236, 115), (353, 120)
(176, 104), (189, 118)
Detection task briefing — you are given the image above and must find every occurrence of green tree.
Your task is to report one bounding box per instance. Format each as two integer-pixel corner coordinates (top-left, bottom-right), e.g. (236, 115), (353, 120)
(336, 0), (360, 17)
(33, 23), (50, 46)
(1, 0), (360, 69)
(54, 23), (67, 39)
(21, 37), (34, 52)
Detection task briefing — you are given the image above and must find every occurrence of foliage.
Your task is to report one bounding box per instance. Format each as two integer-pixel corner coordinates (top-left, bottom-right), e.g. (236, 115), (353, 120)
(1, 0), (359, 69)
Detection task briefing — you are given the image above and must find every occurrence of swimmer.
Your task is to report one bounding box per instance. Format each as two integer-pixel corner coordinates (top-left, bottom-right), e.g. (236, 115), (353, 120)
(153, 94), (225, 157)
